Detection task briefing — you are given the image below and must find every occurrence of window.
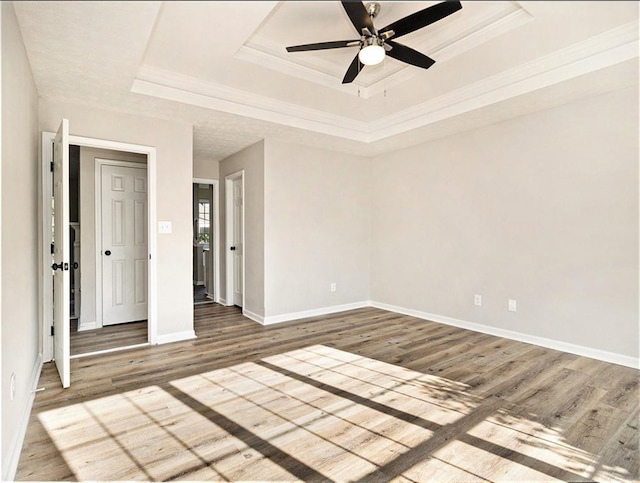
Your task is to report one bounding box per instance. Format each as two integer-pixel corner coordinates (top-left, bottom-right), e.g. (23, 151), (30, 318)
(198, 200), (210, 244)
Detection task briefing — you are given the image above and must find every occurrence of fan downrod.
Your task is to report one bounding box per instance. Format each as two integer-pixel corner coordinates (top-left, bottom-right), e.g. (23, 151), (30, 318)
(364, 2), (380, 19)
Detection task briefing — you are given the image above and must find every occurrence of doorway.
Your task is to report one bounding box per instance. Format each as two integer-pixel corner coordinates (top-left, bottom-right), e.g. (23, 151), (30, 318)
(225, 170), (244, 308)
(41, 126), (158, 384)
(193, 178), (219, 305)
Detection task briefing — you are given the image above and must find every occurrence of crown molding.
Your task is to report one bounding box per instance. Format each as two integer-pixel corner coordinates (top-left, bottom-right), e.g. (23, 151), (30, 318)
(132, 65), (369, 141)
(369, 20), (639, 139)
(132, 20), (639, 144)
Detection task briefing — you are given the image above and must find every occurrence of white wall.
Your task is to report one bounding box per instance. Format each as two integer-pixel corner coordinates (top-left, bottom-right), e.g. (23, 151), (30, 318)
(1, 2), (40, 479)
(371, 86), (639, 360)
(39, 99), (194, 339)
(78, 147), (146, 328)
(193, 155), (219, 180)
(218, 141), (265, 315)
(264, 139), (371, 318)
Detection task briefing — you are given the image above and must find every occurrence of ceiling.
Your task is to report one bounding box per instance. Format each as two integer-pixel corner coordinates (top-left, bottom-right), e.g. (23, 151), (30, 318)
(13, 1), (639, 162)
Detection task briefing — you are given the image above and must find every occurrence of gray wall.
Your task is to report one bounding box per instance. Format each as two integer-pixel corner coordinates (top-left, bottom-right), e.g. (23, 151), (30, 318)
(39, 99), (194, 339)
(1, 2), (40, 478)
(78, 147), (146, 328)
(193, 156), (219, 180)
(219, 141), (265, 315)
(370, 86), (639, 359)
(264, 139), (371, 317)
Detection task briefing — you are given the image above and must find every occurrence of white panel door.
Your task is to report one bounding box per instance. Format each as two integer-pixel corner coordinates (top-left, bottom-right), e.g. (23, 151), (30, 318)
(101, 164), (148, 325)
(52, 119), (70, 388)
(232, 178), (243, 307)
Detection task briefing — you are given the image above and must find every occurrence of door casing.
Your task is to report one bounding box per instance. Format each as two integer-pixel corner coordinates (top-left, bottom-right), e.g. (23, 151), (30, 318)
(40, 131), (158, 363)
(224, 170), (244, 309)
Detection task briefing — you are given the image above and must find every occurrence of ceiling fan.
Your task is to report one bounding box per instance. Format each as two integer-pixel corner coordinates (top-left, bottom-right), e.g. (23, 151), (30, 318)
(286, 1), (462, 84)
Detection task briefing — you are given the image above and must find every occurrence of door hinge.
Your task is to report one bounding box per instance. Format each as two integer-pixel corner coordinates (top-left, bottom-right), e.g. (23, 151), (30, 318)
(50, 326), (55, 336)
(51, 243), (55, 254)
(50, 161), (54, 172)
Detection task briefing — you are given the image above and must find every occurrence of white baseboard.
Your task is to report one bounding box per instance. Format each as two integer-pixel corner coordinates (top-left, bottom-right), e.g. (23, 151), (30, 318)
(156, 330), (197, 345)
(3, 354), (43, 481)
(262, 301), (371, 326)
(371, 301), (639, 369)
(77, 320), (99, 331)
(243, 309), (264, 324)
(218, 297), (232, 306)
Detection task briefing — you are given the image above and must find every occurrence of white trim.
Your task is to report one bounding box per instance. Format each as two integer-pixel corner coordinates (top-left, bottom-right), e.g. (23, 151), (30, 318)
(262, 301), (372, 326)
(69, 342), (150, 359)
(132, 20), (638, 143)
(94, 158), (148, 328)
(243, 309), (264, 325)
(41, 132), (55, 362)
(218, 297), (230, 306)
(193, 178), (220, 304)
(77, 321), (100, 332)
(2, 355), (43, 481)
(156, 330), (197, 345)
(370, 301), (639, 369)
(225, 170), (245, 309)
(133, 66), (367, 138)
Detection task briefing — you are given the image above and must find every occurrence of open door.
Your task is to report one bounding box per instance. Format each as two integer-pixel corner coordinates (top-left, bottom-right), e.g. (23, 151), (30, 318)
(52, 119), (70, 388)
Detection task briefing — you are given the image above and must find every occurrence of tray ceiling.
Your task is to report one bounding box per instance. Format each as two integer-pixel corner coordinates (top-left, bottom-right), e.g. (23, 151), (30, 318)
(13, 1), (639, 161)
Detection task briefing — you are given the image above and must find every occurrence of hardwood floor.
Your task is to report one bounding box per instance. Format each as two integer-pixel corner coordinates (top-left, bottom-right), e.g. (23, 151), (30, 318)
(70, 320), (148, 356)
(17, 304), (639, 481)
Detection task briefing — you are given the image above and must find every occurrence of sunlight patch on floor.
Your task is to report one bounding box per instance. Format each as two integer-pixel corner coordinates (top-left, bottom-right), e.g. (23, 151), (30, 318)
(36, 344), (628, 481)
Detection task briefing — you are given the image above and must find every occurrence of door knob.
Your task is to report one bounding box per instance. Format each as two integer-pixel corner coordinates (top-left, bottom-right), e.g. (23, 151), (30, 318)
(105, 250), (111, 256)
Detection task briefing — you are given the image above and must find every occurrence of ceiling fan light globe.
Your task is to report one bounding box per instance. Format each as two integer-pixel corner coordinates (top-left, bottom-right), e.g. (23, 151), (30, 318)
(359, 44), (385, 65)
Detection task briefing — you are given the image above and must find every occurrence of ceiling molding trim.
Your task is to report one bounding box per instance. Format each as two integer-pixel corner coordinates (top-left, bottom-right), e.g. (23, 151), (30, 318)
(235, 45), (362, 97)
(132, 67), (369, 141)
(368, 20), (640, 139)
(364, 6), (535, 99)
(132, 21), (638, 144)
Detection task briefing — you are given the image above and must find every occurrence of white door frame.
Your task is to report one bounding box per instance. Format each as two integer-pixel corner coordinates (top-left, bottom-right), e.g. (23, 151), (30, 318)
(224, 170), (244, 308)
(193, 178), (220, 303)
(40, 132), (158, 362)
(96, 159), (149, 327)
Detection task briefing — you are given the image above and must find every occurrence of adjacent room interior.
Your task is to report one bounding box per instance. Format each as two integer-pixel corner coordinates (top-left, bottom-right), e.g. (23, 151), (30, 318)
(1, 1), (638, 481)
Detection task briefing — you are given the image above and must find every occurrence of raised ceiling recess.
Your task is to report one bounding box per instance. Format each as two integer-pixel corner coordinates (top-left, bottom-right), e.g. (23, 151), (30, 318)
(238, 1), (533, 96)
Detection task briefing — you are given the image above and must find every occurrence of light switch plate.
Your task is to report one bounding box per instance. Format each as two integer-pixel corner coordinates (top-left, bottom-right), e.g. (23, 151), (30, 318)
(158, 221), (172, 234)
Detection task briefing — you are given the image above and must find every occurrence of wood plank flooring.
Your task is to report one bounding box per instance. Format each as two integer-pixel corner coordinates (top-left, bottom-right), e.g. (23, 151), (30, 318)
(17, 304), (639, 481)
(70, 320), (148, 356)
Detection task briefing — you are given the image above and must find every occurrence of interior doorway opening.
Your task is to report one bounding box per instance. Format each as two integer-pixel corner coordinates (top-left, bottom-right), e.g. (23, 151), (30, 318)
(62, 144), (150, 356)
(41, 128), (158, 380)
(192, 178), (219, 306)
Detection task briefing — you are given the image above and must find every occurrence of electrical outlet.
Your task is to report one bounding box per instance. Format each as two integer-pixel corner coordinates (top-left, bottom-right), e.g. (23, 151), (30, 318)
(330, 283), (337, 292)
(474, 294), (482, 306)
(508, 299), (517, 312)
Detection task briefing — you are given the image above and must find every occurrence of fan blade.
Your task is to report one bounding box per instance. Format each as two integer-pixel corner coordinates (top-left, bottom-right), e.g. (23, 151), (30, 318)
(380, 1), (462, 39)
(286, 40), (360, 52)
(386, 41), (435, 70)
(342, 53), (364, 84)
(341, 1), (375, 35)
